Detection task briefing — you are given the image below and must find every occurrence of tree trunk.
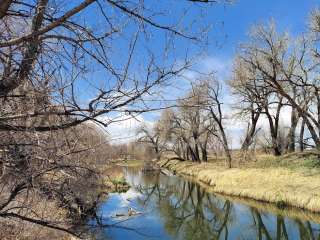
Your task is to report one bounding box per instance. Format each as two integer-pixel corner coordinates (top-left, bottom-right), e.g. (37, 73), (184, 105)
(200, 146), (207, 162)
(0, 0), (13, 19)
(220, 128), (232, 168)
(266, 111), (281, 156)
(186, 146), (190, 161)
(286, 107), (298, 152)
(0, 0), (49, 96)
(194, 142), (201, 162)
(304, 116), (320, 151)
(209, 107), (232, 168)
(241, 110), (260, 152)
(200, 136), (208, 162)
(187, 145), (197, 162)
(155, 150), (161, 161)
(299, 118), (306, 152)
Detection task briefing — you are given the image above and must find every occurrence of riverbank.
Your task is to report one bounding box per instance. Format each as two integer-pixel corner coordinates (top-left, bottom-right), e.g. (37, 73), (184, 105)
(0, 164), (131, 240)
(159, 157), (320, 213)
(102, 164), (131, 193)
(115, 159), (144, 167)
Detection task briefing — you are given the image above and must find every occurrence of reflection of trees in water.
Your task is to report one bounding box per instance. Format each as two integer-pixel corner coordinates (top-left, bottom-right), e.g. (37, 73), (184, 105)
(124, 167), (161, 188)
(250, 208), (320, 240)
(294, 219), (318, 240)
(135, 172), (232, 240)
(127, 170), (320, 240)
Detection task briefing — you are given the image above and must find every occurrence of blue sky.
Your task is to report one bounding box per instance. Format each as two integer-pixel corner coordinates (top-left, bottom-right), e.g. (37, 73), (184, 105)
(201, 0), (319, 58)
(149, 0), (319, 113)
(92, 0), (319, 143)
(80, 0), (320, 103)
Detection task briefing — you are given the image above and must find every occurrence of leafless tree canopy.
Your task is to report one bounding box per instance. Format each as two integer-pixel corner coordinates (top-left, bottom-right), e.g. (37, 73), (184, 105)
(0, 0), (220, 238)
(140, 9), (320, 166)
(140, 76), (232, 167)
(0, 0), (216, 130)
(233, 20), (320, 153)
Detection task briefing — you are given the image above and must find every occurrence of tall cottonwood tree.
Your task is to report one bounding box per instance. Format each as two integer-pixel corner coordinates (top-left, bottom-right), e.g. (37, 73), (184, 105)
(235, 23), (308, 155)
(234, 19), (320, 153)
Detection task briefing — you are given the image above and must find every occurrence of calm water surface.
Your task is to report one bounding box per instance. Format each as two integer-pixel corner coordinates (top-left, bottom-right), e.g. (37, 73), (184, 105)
(89, 167), (320, 239)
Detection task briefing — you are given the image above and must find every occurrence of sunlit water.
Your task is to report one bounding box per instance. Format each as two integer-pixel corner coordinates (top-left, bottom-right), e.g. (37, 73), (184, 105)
(88, 167), (320, 239)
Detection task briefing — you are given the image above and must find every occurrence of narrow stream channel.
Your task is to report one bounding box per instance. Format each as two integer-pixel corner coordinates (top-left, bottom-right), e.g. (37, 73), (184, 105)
(88, 166), (320, 239)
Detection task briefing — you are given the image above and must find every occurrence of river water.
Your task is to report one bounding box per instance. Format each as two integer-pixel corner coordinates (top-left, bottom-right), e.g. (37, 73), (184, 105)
(88, 166), (320, 239)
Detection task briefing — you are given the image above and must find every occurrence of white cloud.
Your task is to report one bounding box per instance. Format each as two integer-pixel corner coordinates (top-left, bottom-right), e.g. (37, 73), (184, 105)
(225, 105), (293, 149)
(180, 55), (232, 83)
(97, 114), (154, 144)
(156, 56), (233, 101)
(118, 188), (143, 208)
(199, 56), (232, 81)
(92, 55), (294, 149)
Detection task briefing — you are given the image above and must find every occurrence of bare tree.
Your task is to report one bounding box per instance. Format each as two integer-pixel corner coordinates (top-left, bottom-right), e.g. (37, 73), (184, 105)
(157, 87), (216, 163)
(202, 77), (232, 168)
(171, 91), (213, 162)
(230, 57), (262, 154)
(137, 122), (167, 161)
(0, 0), (221, 237)
(157, 77), (232, 167)
(235, 23), (315, 155)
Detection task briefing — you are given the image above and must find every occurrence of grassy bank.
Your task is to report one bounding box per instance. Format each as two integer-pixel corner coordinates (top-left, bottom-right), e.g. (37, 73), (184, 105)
(159, 154), (320, 213)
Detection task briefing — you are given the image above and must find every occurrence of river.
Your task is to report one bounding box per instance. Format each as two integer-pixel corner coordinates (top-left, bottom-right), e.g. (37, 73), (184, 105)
(88, 166), (320, 239)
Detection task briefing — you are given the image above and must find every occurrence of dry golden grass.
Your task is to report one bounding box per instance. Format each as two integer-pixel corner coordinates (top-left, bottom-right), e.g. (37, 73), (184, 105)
(183, 174), (320, 223)
(160, 158), (320, 213)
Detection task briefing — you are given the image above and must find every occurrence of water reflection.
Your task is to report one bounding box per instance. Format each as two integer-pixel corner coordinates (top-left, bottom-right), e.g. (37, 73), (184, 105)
(90, 167), (320, 240)
(248, 208), (320, 240)
(136, 177), (232, 239)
